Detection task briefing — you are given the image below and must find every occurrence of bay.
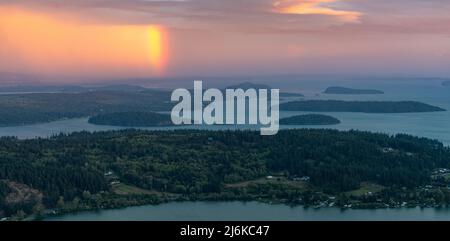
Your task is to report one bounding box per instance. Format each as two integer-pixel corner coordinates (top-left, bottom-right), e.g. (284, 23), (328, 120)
(44, 201), (450, 221)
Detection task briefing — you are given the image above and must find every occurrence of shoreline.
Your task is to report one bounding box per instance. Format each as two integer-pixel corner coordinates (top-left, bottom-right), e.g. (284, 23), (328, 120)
(14, 191), (450, 221)
(39, 199), (450, 221)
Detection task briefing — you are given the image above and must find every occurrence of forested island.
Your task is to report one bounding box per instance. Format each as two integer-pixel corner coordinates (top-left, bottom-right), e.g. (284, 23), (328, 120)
(0, 82), (306, 127)
(88, 113), (341, 127)
(89, 112), (172, 127)
(2, 129), (450, 220)
(280, 114), (340, 125)
(280, 100), (445, 113)
(323, 86), (384, 94)
(4, 83), (437, 128)
(0, 90), (172, 126)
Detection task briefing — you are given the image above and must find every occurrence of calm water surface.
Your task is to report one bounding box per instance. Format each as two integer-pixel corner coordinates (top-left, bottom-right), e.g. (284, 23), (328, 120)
(45, 201), (450, 221)
(2, 110), (450, 145)
(2, 84), (450, 143)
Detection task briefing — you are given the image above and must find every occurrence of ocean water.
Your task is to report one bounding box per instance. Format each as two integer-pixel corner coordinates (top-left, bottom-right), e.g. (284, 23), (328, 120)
(1, 82), (450, 144)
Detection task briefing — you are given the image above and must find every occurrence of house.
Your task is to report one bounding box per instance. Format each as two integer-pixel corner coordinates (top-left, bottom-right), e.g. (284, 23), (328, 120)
(299, 176), (311, 182)
(382, 147), (395, 153)
(104, 171), (113, 176)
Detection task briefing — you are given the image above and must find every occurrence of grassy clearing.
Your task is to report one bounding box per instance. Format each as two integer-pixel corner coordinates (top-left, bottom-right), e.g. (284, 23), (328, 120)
(433, 173), (450, 181)
(226, 177), (309, 191)
(112, 183), (163, 196)
(346, 182), (385, 197)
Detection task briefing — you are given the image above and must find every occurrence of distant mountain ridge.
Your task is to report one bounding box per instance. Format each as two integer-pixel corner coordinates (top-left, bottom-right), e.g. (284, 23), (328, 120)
(0, 85), (86, 93)
(88, 84), (148, 92)
(225, 82), (304, 97)
(323, 86), (384, 95)
(0, 72), (40, 86)
(226, 82), (272, 90)
(0, 84), (148, 93)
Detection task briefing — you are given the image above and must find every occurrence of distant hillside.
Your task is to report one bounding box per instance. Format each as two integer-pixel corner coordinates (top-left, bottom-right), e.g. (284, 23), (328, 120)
(0, 90), (172, 126)
(0, 84), (148, 93)
(280, 114), (340, 125)
(226, 82), (271, 90)
(0, 85), (87, 93)
(89, 112), (173, 127)
(0, 72), (39, 86)
(88, 84), (148, 92)
(323, 86), (384, 94)
(280, 100), (445, 113)
(226, 82), (303, 97)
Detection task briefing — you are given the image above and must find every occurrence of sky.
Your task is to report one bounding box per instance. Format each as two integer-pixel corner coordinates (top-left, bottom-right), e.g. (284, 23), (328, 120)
(0, 0), (450, 82)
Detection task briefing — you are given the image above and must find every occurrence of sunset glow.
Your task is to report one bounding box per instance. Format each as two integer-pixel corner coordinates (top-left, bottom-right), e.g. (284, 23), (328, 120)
(1, 1), (450, 79)
(273, 0), (361, 22)
(148, 26), (168, 74)
(0, 7), (168, 77)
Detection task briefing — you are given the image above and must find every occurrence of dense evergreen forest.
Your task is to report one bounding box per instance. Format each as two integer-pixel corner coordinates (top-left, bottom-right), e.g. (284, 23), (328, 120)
(89, 112), (172, 127)
(1, 129), (450, 218)
(280, 114), (340, 125)
(280, 100), (445, 113)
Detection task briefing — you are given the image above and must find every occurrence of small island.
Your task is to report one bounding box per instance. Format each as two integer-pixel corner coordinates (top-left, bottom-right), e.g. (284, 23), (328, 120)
(89, 112), (173, 127)
(323, 86), (384, 95)
(280, 100), (445, 113)
(280, 114), (340, 125)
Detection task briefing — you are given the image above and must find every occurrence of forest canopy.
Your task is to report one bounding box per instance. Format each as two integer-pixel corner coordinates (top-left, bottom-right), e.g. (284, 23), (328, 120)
(1, 129), (450, 216)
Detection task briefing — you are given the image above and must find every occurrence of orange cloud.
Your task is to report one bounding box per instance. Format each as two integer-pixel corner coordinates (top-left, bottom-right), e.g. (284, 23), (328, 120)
(0, 6), (168, 77)
(273, 0), (361, 23)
